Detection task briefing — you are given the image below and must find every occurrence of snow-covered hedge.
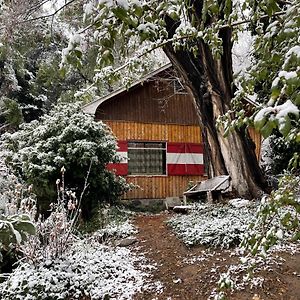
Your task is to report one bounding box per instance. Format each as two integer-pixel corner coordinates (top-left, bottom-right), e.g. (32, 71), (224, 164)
(168, 203), (256, 248)
(92, 219), (137, 243)
(1, 103), (131, 218)
(0, 241), (152, 300)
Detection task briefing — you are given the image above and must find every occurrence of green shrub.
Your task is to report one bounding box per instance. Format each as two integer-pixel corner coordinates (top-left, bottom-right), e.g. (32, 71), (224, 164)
(2, 102), (131, 218)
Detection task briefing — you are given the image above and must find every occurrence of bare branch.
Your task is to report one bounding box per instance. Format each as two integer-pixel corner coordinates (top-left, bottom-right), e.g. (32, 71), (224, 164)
(23, 0), (52, 19)
(20, 0), (78, 23)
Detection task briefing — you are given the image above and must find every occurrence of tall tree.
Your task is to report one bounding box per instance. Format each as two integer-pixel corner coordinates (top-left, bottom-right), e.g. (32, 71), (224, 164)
(32, 0), (299, 198)
(61, 0), (265, 198)
(0, 0), (94, 130)
(160, 3), (265, 198)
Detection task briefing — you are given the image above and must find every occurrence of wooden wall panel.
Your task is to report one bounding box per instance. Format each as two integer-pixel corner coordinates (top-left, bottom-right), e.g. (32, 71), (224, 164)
(95, 77), (200, 125)
(123, 175), (205, 199)
(104, 120), (203, 199)
(105, 121), (202, 143)
(104, 121), (261, 200)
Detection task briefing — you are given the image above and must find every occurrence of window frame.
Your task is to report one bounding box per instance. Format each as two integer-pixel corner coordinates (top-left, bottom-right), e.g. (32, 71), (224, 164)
(127, 140), (167, 176)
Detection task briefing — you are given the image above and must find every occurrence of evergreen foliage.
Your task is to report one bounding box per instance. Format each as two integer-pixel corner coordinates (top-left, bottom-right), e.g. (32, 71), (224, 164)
(2, 103), (131, 218)
(264, 132), (300, 175)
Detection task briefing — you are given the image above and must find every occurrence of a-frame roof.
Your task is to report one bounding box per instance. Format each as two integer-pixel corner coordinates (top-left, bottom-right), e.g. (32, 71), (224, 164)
(82, 63), (172, 115)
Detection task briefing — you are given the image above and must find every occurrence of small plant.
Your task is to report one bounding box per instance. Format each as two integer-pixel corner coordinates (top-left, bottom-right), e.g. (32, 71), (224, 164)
(213, 272), (233, 300)
(0, 160), (37, 266)
(21, 165), (84, 263)
(0, 214), (36, 261)
(241, 173), (300, 257)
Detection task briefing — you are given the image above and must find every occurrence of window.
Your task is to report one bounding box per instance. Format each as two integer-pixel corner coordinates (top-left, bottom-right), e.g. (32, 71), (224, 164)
(128, 141), (166, 175)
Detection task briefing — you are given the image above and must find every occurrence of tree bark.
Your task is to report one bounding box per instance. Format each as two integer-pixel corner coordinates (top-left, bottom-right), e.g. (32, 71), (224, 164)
(163, 11), (267, 199)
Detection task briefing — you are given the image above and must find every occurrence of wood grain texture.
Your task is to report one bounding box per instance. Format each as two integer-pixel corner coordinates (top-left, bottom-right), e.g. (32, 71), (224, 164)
(103, 121), (261, 199)
(123, 175), (206, 199)
(95, 77), (200, 125)
(103, 121), (203, 199)
(105, 121), (202, 143)
(248, 127), (262, 160)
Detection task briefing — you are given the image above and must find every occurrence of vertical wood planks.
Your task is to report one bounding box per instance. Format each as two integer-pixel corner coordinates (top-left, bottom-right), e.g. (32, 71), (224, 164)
(104, 121), (202, 143)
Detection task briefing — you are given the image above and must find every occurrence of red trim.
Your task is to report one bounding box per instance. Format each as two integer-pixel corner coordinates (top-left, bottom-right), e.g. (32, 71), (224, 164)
(167, 142), (203, 153)
(167, 164), (204, 176)
(186, 164), (204, 175)
(186, 143), (203, 153)
(107, 163), (128, 176)
(108, 141), (205, 177)
(167, 142), (204, 176)
(167, 164), (186, 175)
(167, 143), (185, 153)
(117, 140), (128, 152)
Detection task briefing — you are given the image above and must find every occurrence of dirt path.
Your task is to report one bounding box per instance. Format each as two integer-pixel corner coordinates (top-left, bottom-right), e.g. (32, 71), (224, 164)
(133, 213), (208, 300)
(131, 213), (300, 300)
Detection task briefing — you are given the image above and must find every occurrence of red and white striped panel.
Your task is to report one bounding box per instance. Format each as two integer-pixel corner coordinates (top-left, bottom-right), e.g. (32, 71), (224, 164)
(107, 141), (128, 175)
(167, 143), (204, 175)
(107, 141), (204, 176)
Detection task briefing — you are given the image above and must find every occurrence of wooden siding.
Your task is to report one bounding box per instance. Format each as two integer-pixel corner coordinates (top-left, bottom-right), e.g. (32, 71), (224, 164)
(104, 120), (203, 199)
(103, 121), (262, 200)
(123, 175), (206, 199)
(96, 79), (199, 125)
(105, 121), (202, 143)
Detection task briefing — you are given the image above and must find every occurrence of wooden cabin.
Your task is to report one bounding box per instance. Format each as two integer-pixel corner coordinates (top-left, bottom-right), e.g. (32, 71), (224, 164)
(82, 64), (261, 201)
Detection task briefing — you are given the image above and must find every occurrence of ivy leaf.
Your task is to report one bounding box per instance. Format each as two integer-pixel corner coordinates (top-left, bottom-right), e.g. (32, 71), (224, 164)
(113, 7), (128, 22)
(260, 120), (275, 138)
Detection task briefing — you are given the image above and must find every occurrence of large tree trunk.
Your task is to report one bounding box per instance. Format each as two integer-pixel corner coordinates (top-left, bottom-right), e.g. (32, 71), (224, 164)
(163, 12), (267, 199)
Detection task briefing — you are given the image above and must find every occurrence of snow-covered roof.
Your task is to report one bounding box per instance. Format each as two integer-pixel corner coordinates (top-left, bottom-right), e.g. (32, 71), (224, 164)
(184, 175), (231, 196)
(82, 63), (172, 115)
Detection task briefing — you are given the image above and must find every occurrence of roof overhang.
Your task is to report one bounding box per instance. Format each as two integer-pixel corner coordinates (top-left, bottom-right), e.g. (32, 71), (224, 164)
(82, 63), (172, 115)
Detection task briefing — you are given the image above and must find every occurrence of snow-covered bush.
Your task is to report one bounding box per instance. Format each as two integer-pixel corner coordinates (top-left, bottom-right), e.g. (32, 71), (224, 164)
(261, 133), (300, 176)
(0, 159), (36, 266)
(0, 158), (37, 218)
(2, 102), (131, 218)
(167, 203), (256, 248)
(92, 219), (137, 243)
(241, 174), (300, 256)
(0, 240), (152, 300)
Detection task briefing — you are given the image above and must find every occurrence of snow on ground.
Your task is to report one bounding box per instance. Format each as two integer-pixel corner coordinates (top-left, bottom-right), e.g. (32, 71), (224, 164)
(0, 217), (161, 300)
(0, 241), (158, 300)
(92, 219), (137, 243)
(209, 241), (300, 299)
(167, 201), (300, 299)
(167, 202), (256, 248)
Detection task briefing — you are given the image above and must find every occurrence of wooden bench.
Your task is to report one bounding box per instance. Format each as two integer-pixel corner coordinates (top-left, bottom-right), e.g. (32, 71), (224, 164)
(183, 175), (231, 203)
